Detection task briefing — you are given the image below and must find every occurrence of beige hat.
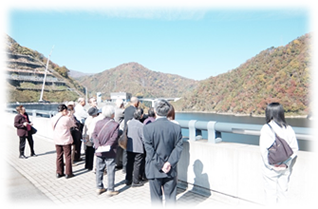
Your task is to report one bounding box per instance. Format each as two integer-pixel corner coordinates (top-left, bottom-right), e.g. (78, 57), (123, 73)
(116, 98), (124, 107)
(67, 101), (75, 106)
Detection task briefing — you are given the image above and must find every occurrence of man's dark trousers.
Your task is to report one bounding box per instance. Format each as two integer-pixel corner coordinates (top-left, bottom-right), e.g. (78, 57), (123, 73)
(148, 177), (177, 206)
(126, 151), (144, 184)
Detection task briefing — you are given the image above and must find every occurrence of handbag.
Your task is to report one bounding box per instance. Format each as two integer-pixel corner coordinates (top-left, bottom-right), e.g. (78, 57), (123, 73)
(267, 124), (293, 165)
(118, 125), (128, 150)
(31, 126), (37, 135)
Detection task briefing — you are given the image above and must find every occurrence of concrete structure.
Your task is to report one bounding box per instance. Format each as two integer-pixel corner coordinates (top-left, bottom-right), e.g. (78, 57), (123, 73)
(139, 97), (181, 107)
(96, 92), (102, 103)
(4, 112), (317, 206)
(110, 92), (132, 103)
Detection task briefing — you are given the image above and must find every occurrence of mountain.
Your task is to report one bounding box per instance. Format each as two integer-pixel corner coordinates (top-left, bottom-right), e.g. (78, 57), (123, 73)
(5, 35), (85, 103)
(68, 69), (93, 78)
(173, 33), (311, 116)
(75, 62), (198, 99)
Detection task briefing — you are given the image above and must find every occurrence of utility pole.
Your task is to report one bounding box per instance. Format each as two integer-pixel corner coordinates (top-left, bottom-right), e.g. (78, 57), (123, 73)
(39, 45), (54, 102)
(84, 86), (88, 103)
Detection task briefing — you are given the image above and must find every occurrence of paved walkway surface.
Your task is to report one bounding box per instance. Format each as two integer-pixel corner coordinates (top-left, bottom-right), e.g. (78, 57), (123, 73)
(4, 125), (255, 208)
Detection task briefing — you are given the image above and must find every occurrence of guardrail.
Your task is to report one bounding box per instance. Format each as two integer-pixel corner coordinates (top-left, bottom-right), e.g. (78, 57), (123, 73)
(6, 108), (313, 143)
(6, 108), (57, 118)
(177, 119), (313, 143)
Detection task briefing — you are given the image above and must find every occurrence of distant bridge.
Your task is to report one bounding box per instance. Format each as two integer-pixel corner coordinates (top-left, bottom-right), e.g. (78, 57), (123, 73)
(139, 97), (181, 107)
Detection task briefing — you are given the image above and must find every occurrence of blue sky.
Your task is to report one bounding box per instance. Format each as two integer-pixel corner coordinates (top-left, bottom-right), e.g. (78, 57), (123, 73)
(5, 4), (311, 81)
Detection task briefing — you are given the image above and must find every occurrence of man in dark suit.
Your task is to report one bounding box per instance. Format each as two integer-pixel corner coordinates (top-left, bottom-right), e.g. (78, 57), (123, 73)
(122, 96), (140, 174)
(143, 99), (183, 206)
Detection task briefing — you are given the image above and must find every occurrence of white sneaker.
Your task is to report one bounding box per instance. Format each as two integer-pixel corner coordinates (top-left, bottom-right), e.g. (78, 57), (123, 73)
(96, 188), (106, 195)
(107, 190), (119, 196)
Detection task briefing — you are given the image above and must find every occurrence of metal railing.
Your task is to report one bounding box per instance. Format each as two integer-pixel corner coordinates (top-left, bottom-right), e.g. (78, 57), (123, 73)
(177, 119), (313, 143)
(6, 108), (313, 143)
(6, 108), (57, 118)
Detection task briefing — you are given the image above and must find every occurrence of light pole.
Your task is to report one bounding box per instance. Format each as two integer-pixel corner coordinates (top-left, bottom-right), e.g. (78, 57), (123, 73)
(84, 86), (88, 104)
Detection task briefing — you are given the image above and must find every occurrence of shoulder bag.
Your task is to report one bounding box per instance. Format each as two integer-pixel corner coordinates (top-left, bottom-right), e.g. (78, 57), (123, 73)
(31, 126), (37, 135)
(118, 124), (128, 150)
(267, 124), (294, 165)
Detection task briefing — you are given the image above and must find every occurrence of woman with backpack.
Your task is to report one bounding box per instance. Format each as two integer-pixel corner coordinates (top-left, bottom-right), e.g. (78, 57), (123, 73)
(259, 102), (299, 205)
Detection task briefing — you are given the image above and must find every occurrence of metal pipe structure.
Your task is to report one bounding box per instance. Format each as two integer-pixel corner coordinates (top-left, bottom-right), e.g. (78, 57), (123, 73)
(39, 46), (54, 102)
(176, 119), (312, 143)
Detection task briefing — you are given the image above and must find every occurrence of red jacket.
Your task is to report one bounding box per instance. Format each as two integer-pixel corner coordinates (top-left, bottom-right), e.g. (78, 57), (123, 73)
(14, 113), (31, 137)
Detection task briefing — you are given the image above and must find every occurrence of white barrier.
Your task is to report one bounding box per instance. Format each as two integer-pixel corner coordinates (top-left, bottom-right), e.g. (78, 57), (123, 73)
(177, 140), (318, 205)
(6, 113), (318, 205)
(6, 112), (54, 140)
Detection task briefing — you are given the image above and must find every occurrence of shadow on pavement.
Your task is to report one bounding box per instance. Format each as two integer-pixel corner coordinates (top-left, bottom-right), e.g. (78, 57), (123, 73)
(177, 160), (211, 208)
(36, 150), (56, 157)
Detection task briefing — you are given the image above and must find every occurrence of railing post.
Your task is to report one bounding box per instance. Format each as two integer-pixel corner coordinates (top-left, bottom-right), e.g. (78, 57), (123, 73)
(188, 120), (197, 141)
(207, 121), (222, 143)
(314, 153), (318, 200)
(32, 110), (37, 118)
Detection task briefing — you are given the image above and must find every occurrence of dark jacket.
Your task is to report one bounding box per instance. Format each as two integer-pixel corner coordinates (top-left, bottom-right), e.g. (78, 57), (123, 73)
(14, 113), (31, 137)
(70, 116), (82, 145)
(92, 118), (119, 158)
(143, 117), (183, 179)
(124, 105), (136, 128)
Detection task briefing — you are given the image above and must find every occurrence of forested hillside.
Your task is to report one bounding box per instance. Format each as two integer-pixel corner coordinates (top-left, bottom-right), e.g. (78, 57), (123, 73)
(174, 33), (311, 116)
(76, 62), (198, 99)
(6, 35), (85, 102)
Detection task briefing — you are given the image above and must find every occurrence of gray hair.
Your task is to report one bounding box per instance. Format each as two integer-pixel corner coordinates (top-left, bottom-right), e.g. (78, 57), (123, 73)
(77, 97), (85, 103)
(131, 97), (139, 105)
(102, 105), (115, 118)
(154, 99), (171, 116)
(133, 108), (144, 120)
(89, 97), (96, 103)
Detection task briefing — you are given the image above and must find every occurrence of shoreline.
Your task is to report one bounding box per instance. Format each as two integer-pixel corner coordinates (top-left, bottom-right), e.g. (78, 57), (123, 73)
(175, 110), (308, 119)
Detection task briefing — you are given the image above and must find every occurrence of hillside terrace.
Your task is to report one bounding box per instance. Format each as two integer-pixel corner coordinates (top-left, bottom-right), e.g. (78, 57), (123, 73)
(6, 52), (66, 88)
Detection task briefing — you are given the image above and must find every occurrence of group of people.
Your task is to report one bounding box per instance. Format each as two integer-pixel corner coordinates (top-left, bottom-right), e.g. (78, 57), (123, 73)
(49, 96), (183, 205)
(13, 98), (299, 206)
(50, 97), (99, 179)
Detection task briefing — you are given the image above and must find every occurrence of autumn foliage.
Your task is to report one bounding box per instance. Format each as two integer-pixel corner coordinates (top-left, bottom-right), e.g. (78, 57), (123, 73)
(174, 33), (311, 116)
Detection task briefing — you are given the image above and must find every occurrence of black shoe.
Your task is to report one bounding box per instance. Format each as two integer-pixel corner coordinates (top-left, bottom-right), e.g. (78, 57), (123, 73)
(19, 155), (27, 159)
(31, 153), (37, 157)
(65, 174), (75, 179)
(131, 182), (144, 187)
(115, 165), (123, 170)
(56, 173), (65, 178)
(140, 178), (148, 183)
(125, 180), (132, 186)
(74, 158), (83, 162)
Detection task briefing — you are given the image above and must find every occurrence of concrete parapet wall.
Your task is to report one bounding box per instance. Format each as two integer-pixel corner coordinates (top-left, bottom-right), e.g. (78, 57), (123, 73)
(6, 112), (54, 140)
(6, 113), (317, 205)
(177, 140), (318, 205)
